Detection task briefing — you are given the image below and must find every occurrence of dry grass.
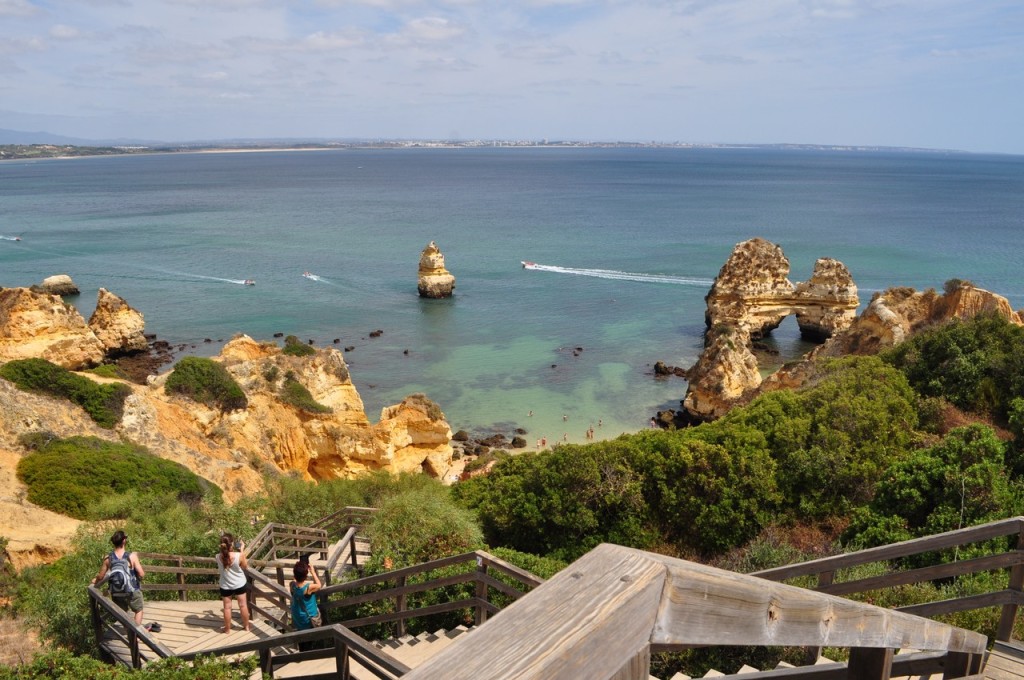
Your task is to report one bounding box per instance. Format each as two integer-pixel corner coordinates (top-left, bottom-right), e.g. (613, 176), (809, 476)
(0, 615), (42, 667)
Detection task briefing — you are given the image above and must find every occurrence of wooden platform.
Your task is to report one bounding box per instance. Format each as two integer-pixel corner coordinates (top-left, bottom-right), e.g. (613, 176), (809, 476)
(114, 599), (285, 659)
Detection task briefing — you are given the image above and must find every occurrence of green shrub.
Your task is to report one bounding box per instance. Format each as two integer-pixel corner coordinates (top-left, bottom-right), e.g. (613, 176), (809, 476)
(843, 424), (1024, 551)
(0, 649), (257, 679)
(165, 356), (247, 411)
(0, 358), (131, 428)
(884, 314), (1024, 426)
(16, 436), (211, 519)
(280, 376), (331, 414)
(262, 363), (279, 383)
(87, 363), (129, 380)
(282, 335), (316, 357)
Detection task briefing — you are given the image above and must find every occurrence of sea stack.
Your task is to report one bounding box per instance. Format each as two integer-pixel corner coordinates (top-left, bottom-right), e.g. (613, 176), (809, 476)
(682, 238), (859, 421)
(417, 241), (455, 298)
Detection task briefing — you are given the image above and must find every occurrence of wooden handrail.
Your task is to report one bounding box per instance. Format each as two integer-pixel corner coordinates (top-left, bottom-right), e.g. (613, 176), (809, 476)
(751, 515), (1024, 647)
(754, 516), (1024, 581)
(400, 544), (988, 680)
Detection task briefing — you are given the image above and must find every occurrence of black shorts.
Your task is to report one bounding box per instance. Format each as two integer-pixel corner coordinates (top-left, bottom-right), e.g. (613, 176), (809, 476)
(220, 585), (248, 598)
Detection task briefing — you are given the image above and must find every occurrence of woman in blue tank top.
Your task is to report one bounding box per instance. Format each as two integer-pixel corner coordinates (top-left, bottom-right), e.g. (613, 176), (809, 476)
(290, 558), (322, 648)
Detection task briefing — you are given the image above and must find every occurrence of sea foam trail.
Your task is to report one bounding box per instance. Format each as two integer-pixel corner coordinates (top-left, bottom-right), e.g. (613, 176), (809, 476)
(524, 263), (714, 287)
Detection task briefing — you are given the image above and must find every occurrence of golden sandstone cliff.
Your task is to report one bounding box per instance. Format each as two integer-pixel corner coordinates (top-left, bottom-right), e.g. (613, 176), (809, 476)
(683, 238), (859, 420)
(682, 240), (1024, 421)
(0, 285), (456, 566)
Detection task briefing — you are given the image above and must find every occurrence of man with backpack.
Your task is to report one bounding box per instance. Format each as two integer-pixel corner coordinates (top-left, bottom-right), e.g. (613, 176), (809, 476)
(90, 530), (159, 632)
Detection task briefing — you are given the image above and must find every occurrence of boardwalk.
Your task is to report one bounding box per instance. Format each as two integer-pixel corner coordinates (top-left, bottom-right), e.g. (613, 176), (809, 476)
(102, 598), (283, 664)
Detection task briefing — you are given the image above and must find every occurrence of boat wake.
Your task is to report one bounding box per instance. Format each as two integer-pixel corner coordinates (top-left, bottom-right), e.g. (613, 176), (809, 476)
(303, 271), (322, 282)
(0, 235), (22, 242)
(522, 262), (713, 287)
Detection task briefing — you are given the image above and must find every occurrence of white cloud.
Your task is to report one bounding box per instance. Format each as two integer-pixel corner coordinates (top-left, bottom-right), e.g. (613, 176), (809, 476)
(49, 24), (81, 39)
(303, 30), (365, 51)
(0, 0), (37, 17)
(402, 17), (466, 43)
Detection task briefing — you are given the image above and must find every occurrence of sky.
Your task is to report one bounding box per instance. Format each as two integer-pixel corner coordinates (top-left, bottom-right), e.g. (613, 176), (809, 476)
(0, 0), (1022, 153)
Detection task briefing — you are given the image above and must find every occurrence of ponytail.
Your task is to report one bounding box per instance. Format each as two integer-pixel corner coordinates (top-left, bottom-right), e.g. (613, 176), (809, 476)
(219, 533), (233, 566)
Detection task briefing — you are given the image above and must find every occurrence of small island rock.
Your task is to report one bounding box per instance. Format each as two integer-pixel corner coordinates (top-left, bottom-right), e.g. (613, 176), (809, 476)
(417, 241), (456, 298)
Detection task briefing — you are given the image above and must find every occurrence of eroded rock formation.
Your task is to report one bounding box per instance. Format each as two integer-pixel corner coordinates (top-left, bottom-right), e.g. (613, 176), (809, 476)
(0, 287), (105, 369)
(683, 239), (859, 420)
(760, 282), (1024, 394)
(89, 288), (148, 354)
(32, 274), (80, 296)
(417, 241), (456, 298)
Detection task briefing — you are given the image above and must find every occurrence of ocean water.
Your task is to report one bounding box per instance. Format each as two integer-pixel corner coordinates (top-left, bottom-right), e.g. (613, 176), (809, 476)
(1, 148), (1022, 445)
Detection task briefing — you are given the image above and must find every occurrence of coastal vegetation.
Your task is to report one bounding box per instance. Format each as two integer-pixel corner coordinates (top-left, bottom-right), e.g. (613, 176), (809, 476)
(6, 314), (1024, 675)
(281, 334), (316, 357)
(164, 357), (247, 411)
(279, 372), (332, 413)
(0, 358), (131, 428)
(16, 435), (214, 519)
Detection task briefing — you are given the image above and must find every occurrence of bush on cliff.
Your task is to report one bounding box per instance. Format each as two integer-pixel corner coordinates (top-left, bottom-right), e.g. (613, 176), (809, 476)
(0, 358), (131, 428)
(884, 313), (1024, 427)
(279, 373), (332, 413)
(16, 435), (211, 519)
(843, 424), (1024, 552)
(282, 334), (316, 357)
(165, 356), (247, 411)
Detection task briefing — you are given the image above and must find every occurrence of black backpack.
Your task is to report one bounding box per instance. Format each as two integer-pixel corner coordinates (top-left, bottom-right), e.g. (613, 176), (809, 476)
(108, 551), (140, 595)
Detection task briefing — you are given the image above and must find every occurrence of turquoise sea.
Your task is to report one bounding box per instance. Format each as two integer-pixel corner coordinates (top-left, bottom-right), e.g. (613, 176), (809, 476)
(1, 148), (1022, 445)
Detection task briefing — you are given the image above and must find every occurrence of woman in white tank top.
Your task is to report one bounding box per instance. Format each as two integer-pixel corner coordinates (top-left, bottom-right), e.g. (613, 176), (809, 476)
(216, 533), (250, 633)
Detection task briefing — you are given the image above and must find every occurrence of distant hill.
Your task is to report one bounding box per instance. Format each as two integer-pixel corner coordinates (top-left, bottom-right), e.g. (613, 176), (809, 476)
(0, 128), (95, 145)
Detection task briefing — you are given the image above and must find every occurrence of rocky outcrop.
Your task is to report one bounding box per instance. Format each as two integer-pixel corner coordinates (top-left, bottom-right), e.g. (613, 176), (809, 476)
(417, 241), (456, 298)
(683, 239), (859, 421)
(0, 287), (105, 369)
(761, 282), (1024, 394)
(32, 274), (80, 296)
(141, 335), (456, 486)
(88, 288), (148, 354)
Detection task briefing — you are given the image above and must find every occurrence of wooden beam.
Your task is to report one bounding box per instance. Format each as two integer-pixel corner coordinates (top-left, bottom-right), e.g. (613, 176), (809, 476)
(648, 549), (987, 653)
(403, 544), (665, 680)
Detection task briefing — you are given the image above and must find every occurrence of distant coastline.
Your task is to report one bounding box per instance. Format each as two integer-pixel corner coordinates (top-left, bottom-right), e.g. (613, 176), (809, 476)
(0, 140), (973, 162)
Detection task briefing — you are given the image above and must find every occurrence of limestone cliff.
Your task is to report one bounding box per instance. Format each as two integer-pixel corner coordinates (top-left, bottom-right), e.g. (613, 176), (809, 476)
(141, 335), (456, 485)
(89, 288), (148, 354)
(761, 282), (1024, 394)
(684, 239), (859, 420)
(0, 287), (105, 369)
(417, 241), (456, 298)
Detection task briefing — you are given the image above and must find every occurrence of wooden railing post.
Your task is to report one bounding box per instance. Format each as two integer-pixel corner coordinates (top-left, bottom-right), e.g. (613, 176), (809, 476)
(846, 647), (893, 680)
(336, 636), (351, 680)
(475, 557), (489, 626)
(396, 575), (407, 638)
(176, 557), (186, 601)
(89, 593), (102, 650)
(997, 526), (1024, 642)
(804, 570), (835, 664)
(943, 650), (982, 679)
(129, 628), (141, 669)
(349, 534), (358, 568)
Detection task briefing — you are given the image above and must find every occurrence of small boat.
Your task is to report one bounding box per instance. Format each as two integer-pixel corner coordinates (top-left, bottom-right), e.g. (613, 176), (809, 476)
(303, 271), (314, 279)
(521, 261), (536, 269)
(243, 279), (256, 286)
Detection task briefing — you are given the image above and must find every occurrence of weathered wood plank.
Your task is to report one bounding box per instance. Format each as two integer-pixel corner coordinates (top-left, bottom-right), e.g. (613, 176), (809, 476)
(650, 549), (987, 654)
(403, 544), (665, 680)
(898, 590), (1024, 618)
